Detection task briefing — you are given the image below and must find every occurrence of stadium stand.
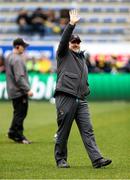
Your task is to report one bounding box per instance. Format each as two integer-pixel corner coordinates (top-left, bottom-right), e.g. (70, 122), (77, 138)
(0, 0), (130, 42)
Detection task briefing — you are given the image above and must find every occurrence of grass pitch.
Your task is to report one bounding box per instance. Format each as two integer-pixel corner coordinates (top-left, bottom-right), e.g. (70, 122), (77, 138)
(0, 101), (130, 179)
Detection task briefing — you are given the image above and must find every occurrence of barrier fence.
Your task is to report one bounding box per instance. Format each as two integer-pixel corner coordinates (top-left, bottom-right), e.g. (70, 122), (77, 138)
(0, 72), (130, 101)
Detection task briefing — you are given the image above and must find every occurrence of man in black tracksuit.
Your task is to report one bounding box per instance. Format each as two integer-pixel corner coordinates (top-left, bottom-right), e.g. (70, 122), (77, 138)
(54, 10), (112, 168)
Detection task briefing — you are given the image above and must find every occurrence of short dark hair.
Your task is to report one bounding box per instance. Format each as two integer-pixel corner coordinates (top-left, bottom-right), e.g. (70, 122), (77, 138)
(13, 38), (29, 48)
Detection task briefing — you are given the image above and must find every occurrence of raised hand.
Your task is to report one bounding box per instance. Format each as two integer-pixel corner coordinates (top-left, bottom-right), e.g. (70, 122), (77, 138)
(69, 9), (80, 25)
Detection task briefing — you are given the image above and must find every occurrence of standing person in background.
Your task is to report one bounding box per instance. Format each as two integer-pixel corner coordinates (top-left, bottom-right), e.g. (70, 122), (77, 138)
(30, 7), (47, 36)
(54, 9), (112, 168)
(4, 38), (33, 144)
(16, 9), (31, 35)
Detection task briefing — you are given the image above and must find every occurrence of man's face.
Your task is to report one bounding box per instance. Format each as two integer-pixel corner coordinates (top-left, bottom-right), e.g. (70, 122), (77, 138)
(17, 45), (26, 54)
(69, 40), (81, 53)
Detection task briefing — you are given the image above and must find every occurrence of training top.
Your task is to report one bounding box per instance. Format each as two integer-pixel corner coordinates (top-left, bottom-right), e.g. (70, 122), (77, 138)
(4, 52), (30, 99)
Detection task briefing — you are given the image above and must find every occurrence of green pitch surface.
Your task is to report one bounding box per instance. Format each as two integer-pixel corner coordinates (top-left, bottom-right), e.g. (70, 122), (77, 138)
(0, 101), (130, 179)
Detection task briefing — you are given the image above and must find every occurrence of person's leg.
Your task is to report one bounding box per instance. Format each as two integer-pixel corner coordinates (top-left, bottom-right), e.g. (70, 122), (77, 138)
(75, 99), (103, 163)
(8, 95), (28, 141)
(75, 99), (112, 168)
(55, 94), (77, 166)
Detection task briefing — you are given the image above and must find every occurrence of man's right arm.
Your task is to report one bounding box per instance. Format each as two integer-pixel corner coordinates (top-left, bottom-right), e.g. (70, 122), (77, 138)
(57, 23), (75, 57)
(57, 9), (80, 58)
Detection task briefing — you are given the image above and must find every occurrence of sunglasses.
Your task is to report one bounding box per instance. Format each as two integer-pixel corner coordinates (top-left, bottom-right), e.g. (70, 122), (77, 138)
(70, 40), (81, 44)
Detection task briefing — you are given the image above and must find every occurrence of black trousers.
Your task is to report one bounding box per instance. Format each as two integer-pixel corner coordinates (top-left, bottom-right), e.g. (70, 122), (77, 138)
(9, 95), (28, 138)
(55, 94), (102, 164)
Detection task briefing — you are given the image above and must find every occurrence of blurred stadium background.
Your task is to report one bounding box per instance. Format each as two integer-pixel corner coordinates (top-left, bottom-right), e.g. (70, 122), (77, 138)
(0, 0), (130, 179)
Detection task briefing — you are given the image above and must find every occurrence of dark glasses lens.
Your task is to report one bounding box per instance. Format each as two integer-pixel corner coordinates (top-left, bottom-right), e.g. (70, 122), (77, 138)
(71, 41), (80, 44)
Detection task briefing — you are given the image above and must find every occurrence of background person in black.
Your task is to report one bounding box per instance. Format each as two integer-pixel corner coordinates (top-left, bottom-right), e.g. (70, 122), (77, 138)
(54, 9), (112, 168)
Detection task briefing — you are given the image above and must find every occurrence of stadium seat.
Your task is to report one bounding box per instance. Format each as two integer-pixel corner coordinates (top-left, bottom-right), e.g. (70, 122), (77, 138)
(103, 18), (113, 23)
(89, 18), (99, 23)
(105, 7), (115, 12)
(116, 18), (127, 23)
(119, 7), (129, 12)
(0, 0), (129, 42)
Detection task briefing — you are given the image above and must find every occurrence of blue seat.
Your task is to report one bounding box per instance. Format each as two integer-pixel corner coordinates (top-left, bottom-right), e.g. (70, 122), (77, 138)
(75, 27), (83, 34)
(87, 28), (97, 34)
(122, 0), (130, 2)
(80, 7), (89, 12)
(1, 26), (18, 34)
(105, 7), (115, 12)
(93, 7), (102, 12)
(0, 7), (11, 12)
(113, 28), (125, 34)
(119, 7), (129, 12)
(26, 6), (37, 11)
(10, 17), (17, 23)
(0, 17), (5, 22)
(107, 0), (118, 2)
(103, 18), (112, 23)
(100, 28), (111, 34)
(13, 7), (23, 11)
(116, 18), (127, 23)
(89, 18), (99, 23)
(80, 18), (86, 23)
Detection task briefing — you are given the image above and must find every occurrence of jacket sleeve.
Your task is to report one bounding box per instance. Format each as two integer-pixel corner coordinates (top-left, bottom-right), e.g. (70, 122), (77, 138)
(13, 59), (30, 93)
(0, 57), (4, 66)
(0, 59), (3, 66)
(57, 23), (75, 58)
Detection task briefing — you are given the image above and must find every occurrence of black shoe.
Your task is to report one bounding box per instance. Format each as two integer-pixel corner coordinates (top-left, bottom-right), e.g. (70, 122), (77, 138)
(8, 133), (31, 144)
(93, 158), (112, 168)
(8, 132), (21, 142)
(57, 159), (70, 168)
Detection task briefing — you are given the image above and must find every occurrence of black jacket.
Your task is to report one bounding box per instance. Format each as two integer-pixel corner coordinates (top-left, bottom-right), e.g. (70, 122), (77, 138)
(54, 23), (90, 99)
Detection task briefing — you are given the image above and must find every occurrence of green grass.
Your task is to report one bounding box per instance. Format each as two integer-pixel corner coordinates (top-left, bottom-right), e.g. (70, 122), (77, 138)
(0, 101), (130, 179)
